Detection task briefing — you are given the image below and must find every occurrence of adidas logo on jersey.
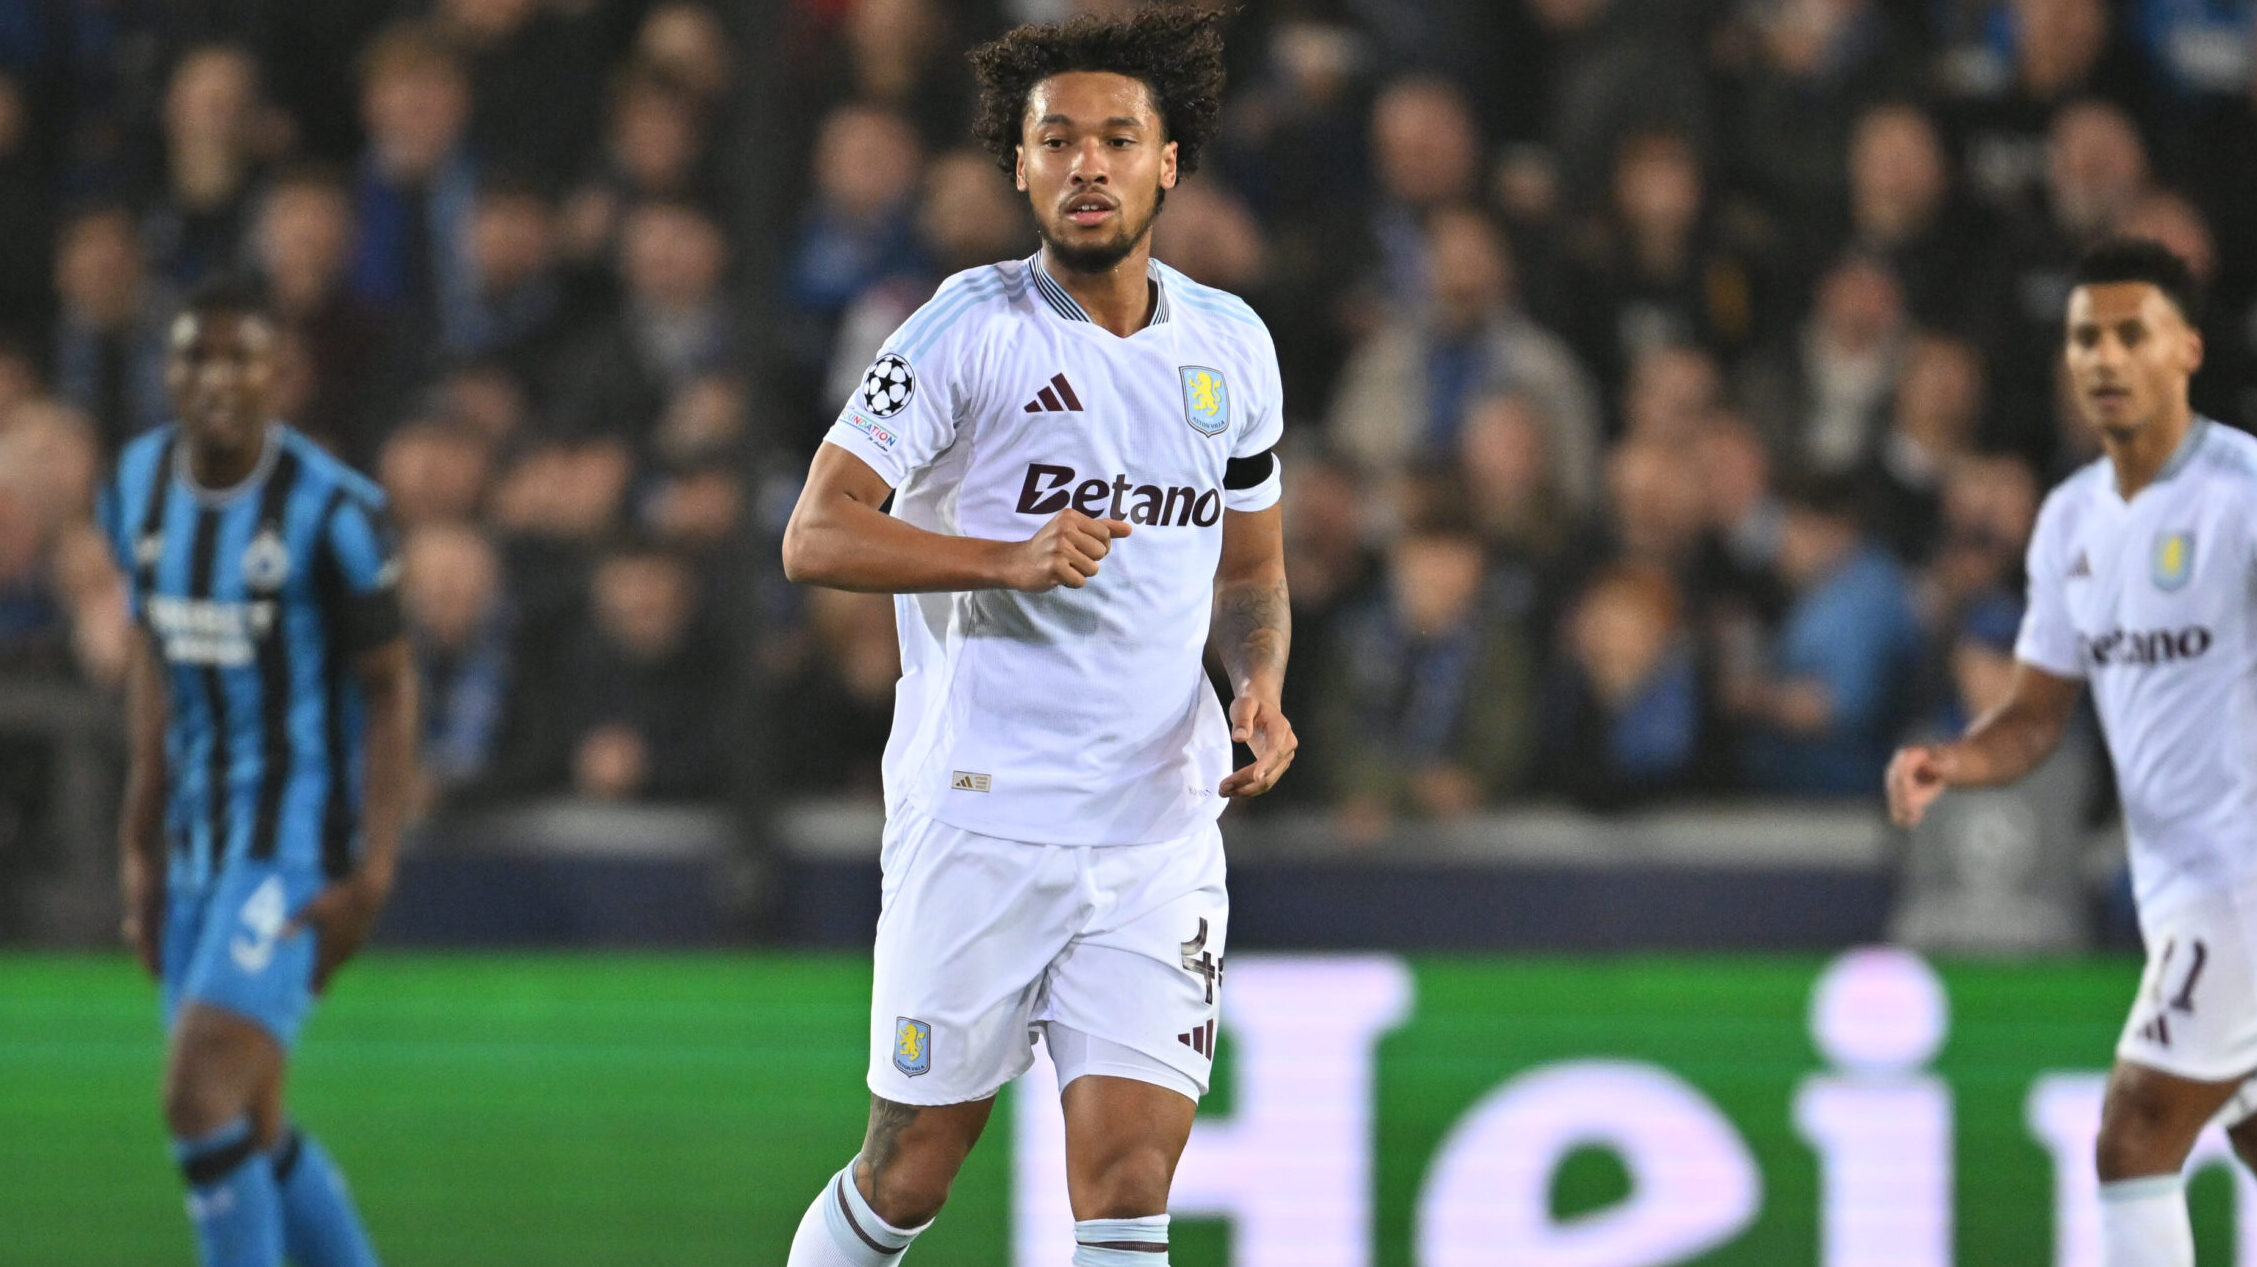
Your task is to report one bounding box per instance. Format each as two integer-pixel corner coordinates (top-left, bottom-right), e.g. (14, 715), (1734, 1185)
(1015, 463), (1222, 527)
(1023, 373), (1084, 414)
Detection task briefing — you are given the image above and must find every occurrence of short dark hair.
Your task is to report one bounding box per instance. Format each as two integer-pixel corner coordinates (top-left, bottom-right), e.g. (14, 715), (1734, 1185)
(970, 5), (1228, 182)
(180, 272), (272, 323)
(2072, 237), (2202, 323)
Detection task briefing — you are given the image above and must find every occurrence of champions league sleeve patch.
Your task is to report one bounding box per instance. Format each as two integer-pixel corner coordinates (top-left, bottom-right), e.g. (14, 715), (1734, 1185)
(859, 352), (917, 419)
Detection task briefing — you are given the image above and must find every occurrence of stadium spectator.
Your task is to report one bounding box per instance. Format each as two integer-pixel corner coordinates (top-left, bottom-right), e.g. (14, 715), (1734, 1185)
(1619, 342), (1726, 444)
(141, 45), (269, 289)
(0, 72), (52, 339)
(1520, 0), (1714, 215)
(251, 166), (395, 467)
(557, 61), (722, 274)
(1536, 562), (1728, 809)
(1359, 76), (1483, 318)
(553, 199), (741, 442)
(1861, 333), (1989, 561)
(1561, 127), (1762, 408)
(378, 418), (494, 528)
(1318, 496), (1536, 829)
(442, 174), (573, 381)
(437, 0), (605, 179)
(765, 586), (897, 797)
(1948, 0), (2156, 214)
(1459, 390), (1585, 560)
(51, 203), (169, 456)
(783, 103), (926, 326)
(1274, 449), (1378, 807)
(544, 542), (728, 802)
(1727, 0), (1916, 240)
(637, 5), (737, 111)
(1730, 474), (1923, 795)
(1329, 206), (1599, 487)
(1842, 102), (1999, 333)
(350, 23), (480, 342)
(1741, 252), (1909, 474)
(402, 520), (513, 813)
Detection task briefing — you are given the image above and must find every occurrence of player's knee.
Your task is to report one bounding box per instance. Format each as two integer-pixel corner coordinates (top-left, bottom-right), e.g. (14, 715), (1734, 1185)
(863, 1160), (953, 1228)
(2228, 1117), (2257, 1173)
(2096, 1086), (2197, 1179)
(1075, 1143), (1175, 1219)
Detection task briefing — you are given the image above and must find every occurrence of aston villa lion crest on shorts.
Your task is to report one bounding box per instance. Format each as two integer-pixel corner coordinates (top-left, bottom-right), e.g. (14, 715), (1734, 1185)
(2154, 530), (2195, 591)
(893, 1016), (931, 1077)
(1180, 366), (1228, 437)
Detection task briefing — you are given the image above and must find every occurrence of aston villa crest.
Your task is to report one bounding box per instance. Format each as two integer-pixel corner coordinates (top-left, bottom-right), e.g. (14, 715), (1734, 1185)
(1180, 366), (1229, 437)
(2153, 531), (2195, 592)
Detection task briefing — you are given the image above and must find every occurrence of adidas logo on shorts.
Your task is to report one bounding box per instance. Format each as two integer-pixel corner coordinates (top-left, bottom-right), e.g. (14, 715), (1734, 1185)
(1177, 1019), (1216, 1059)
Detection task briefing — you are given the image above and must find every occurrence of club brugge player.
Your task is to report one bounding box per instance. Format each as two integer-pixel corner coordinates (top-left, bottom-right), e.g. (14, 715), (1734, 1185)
(100, 277), (413, 1267)
(780, 7), (1294, 1264)
(1888, 240), (2257, 1266)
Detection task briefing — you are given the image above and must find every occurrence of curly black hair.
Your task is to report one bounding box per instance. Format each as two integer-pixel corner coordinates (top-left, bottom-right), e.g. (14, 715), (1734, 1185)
(969, 5), (1228, 181)
(2073, 236), (2203, 323)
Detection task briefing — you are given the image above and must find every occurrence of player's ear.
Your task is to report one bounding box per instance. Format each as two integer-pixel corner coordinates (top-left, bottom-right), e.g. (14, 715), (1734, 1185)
(1015, 144), (1028, 192)
(1160, 140), (1178, 191)
(2184, 323), (2205, 376)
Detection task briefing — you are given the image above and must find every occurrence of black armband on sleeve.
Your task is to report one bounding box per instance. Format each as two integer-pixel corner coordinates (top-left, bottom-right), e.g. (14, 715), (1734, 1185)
(1224, 449), (1277, 491)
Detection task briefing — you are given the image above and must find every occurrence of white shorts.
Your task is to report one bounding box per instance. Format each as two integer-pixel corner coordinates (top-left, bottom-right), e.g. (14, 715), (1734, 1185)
(866, 803), (1228, 1107)
(2116, 882), (2257, 1083)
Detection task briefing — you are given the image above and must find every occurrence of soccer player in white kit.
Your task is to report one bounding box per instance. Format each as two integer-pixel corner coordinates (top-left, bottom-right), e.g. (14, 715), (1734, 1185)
(777, 9), (1296, 1265)
(1889, 239), (2257, 1265)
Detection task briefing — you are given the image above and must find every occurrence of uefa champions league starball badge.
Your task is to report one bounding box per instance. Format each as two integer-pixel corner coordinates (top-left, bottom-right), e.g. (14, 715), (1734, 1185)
(860, 353), (916, 419)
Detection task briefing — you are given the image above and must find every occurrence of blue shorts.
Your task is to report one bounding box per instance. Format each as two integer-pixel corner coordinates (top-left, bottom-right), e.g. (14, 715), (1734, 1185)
(161, 864), (324, 1049)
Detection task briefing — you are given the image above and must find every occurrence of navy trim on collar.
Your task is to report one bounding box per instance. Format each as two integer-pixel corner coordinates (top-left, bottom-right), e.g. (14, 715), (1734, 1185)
(1029, 254), (1170, 329)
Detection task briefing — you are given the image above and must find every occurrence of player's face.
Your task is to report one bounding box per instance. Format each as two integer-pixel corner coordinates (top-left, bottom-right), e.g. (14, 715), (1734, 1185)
(1016, 71), (1177, 274)
(2064, 282), (2202, 439)
(166, 310), (275, 453)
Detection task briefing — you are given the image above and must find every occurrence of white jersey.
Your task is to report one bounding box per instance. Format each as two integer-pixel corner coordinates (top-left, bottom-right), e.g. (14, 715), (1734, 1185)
(822, 254), (1285, 845)
(2017, 418), (2257, 907)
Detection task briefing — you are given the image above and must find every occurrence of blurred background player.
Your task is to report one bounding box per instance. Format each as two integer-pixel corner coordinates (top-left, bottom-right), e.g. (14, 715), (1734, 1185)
(778, 8), (1294, 1265)
(100, 278), (414, 1267)
(1887, 239), (2257, 1267)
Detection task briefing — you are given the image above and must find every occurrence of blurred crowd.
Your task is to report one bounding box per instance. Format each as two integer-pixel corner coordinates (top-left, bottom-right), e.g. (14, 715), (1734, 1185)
(1, 0), (2249, 842)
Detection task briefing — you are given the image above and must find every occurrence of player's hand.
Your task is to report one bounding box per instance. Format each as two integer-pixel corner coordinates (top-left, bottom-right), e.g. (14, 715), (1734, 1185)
(1006, 509), (1131, 592)
(1886, 744), (1951, 829)
(284, 870), (393, 993)
(1220, 695), (1297, 798)
(119, 853), (163, 979)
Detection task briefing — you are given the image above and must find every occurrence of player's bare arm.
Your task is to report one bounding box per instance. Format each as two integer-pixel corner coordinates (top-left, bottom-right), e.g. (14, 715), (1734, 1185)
(286, 637), (416, 990)
(118, 628), (171, 978)
(1213, 502), (1295, 798)
(1886, 660), (2081, 828)
(783, 442), (1132, 594)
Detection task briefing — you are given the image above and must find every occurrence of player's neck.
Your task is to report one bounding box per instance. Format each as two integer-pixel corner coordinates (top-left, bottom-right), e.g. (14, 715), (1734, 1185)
(2105, 403), (2197, 500)
(1041, 242), (1156, 338)
(185, 428), (269, 492)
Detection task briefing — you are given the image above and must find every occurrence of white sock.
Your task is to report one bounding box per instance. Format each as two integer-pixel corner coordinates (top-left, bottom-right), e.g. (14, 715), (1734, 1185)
(2100, 1175), (2194, 1267)
(786, 1162), (927, 1266)
(1073, 1214), (1169, 1266)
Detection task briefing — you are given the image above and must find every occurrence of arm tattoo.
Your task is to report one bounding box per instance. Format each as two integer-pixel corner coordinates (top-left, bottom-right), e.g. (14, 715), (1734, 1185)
(857, 1096), (922, 1188)
(1215, 576), (1291, 688)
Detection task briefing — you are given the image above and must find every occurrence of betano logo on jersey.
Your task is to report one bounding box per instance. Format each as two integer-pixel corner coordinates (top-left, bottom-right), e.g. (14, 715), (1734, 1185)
(1013, 463), (1223, 527)
(146, 596), (278, 667)
(2083, 625), (2214, 668)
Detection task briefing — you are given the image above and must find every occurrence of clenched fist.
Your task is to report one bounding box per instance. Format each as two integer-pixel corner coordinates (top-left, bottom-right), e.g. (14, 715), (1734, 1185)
(1004, 509), (1133, 592)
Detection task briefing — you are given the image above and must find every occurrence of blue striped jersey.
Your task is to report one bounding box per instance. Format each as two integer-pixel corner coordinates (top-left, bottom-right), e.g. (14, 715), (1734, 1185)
(99, 424), (404, 891)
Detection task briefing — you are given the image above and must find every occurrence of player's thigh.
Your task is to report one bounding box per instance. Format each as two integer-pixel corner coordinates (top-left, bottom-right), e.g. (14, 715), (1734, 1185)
(1041, 824), (1227, 1101)
(2098, 1058), (2247, 1175)
(868, 810), (1082, 1106)
(163, 1002), (287, 1140)
(2116, 883), (2257, 1084)
(1058, 1066), (1197, 1219)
